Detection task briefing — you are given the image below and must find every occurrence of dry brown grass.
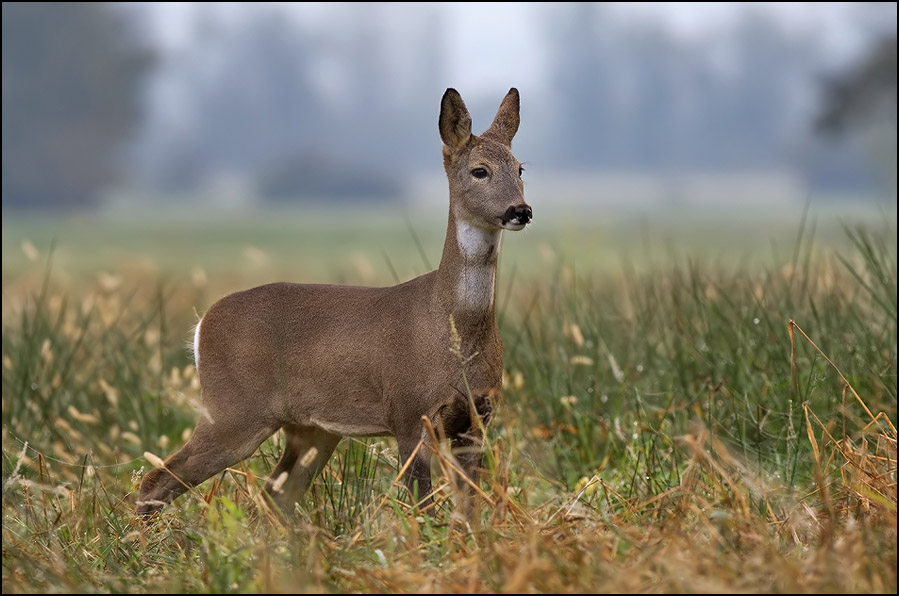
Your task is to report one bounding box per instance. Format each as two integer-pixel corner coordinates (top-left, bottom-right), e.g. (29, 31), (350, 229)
(2, 219), (896, 593)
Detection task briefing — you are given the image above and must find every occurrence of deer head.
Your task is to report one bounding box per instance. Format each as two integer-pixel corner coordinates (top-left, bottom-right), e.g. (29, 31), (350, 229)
(440, 88), (532, 233)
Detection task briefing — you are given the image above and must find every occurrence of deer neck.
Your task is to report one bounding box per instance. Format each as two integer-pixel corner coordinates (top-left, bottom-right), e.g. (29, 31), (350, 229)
(434, 209), (502, 328)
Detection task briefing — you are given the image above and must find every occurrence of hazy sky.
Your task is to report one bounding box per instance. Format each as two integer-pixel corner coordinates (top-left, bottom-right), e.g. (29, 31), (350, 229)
(138, 2), (895, 100)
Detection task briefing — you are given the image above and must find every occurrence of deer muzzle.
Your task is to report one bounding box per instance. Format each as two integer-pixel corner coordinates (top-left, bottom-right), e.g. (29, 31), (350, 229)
(499, 204), (533, 230)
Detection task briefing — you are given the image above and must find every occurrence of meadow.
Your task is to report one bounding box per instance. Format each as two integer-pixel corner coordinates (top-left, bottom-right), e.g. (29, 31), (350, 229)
(2, 203), (896, 593)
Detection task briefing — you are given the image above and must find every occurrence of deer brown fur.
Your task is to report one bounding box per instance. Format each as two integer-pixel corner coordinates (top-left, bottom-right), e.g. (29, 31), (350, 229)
(137, 88), (532, 518)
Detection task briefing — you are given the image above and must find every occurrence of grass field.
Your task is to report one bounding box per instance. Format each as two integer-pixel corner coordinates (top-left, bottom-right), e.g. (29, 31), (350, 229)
(2, 204), (896, 593)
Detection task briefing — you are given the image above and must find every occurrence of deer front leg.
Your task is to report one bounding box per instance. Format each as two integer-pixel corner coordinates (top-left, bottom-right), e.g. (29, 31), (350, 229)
(438, 390), (496, 512)
(452, 429), (485, 493)
(397, 434), (434, 512)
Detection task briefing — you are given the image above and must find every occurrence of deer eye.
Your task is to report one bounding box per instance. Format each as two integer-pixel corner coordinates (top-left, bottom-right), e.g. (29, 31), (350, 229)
(471, 168), (489, 179)
(519, 166), (525, 177)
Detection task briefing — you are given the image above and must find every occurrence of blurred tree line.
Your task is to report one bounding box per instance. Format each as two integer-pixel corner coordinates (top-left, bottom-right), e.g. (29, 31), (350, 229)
(2, 2), (895, 210)
(546, 4), (895, 192)
(816, 36), (897, 193)
(2, 2), (153, 210)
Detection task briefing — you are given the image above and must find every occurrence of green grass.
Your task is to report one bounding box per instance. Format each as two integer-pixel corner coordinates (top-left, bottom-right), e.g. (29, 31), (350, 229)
(2, 206), (896, 593)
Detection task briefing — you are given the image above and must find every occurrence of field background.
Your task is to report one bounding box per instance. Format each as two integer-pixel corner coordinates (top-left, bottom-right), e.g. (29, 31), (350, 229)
(2, 202), (896, 593)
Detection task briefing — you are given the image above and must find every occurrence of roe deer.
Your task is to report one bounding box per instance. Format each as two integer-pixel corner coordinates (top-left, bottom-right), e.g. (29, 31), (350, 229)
(137, 88), (532, 518)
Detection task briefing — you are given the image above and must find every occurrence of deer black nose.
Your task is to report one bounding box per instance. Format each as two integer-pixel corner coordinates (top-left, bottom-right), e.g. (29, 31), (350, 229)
(513, 204), (532, 224)
(500, 204), (533, 227)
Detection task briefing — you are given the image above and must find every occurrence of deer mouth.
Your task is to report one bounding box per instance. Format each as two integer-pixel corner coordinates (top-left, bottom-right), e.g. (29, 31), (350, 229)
(499, 204), (532, 231)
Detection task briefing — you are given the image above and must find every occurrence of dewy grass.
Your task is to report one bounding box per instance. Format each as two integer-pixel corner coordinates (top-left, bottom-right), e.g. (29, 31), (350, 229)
(2, 221), (896, 593)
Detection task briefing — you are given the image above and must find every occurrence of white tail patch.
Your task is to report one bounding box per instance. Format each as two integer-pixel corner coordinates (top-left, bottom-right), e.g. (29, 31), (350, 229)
(192, 318), (202, 369)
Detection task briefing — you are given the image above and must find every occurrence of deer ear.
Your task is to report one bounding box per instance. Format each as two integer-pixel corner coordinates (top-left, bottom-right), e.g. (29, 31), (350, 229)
(439, 88), (472, 151)
(483, 88), (519, 147)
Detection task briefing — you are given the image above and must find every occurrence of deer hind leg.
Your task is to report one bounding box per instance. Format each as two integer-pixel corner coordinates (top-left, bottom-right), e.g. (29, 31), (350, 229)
(264, 425), (341, 515)
(137, 417), (277, 517)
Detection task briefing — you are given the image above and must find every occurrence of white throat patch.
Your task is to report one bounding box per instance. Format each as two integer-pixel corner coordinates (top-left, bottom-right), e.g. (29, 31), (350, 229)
(456, 220), (501, 261)
(455, 220), (502, 310)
